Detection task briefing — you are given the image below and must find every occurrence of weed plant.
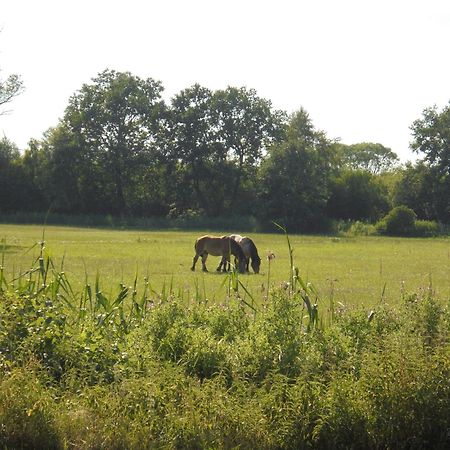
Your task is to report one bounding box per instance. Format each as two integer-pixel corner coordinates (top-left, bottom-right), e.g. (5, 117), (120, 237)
(0, 233), (449, 449)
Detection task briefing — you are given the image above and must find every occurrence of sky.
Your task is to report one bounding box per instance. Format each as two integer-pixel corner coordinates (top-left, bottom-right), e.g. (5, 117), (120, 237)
(1, 0), (449, 162)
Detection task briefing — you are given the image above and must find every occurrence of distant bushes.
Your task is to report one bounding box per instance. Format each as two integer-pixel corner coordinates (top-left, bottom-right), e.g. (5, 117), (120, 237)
(338, 206), (443, 237)
(413, 219), (442, 237)
(376, 206), (441, 237)
(0, 209), (446, 237)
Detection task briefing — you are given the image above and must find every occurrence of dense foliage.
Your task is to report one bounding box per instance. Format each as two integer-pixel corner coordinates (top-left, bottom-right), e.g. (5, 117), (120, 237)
(0, 249), (449, 449)
(1, 69), (449, 231)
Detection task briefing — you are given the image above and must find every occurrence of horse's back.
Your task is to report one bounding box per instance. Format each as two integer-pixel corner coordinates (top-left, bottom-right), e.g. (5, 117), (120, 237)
(194, 235), (214, 253)
(235, 236), (250, 256)
(229, 234), (244, 243)
(195, 235), (228, 256)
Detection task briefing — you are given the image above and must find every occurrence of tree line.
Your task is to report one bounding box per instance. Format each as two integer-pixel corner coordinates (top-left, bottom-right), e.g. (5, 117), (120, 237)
(1, 69), (449, 231)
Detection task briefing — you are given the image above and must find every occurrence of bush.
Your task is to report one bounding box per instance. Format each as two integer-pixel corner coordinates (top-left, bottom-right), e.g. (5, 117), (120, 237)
(341, 220), (377, 236)
(376, 205), (417, 236)
(376, 206), (442, 237)
(413, 219), (440, 237)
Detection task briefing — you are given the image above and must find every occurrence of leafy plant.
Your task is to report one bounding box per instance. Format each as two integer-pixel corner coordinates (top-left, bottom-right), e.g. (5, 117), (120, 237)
(376, 205), (417, 236)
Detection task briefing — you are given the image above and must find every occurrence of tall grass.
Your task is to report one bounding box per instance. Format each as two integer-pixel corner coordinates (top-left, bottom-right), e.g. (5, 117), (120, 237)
(0, 233), (449, 449)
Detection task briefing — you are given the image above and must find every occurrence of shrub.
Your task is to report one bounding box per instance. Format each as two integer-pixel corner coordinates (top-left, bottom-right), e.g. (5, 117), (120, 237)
(376, 206), (442, 237)
(376, 205), (417, 236)
(413, 219), (440, 237)
(347, 220), (377, 236)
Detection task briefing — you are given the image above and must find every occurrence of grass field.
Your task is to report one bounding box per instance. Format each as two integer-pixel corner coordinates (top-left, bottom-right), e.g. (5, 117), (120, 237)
(1, 224), (449, 308)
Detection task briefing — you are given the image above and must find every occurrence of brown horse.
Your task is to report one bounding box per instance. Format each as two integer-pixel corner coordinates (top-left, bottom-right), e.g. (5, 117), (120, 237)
(218, 234), (262, 273)
(191, 235), (246, 273)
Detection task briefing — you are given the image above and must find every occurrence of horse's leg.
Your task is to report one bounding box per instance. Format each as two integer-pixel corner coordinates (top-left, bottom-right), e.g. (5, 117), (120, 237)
(191, 253), (199, 271)
(217, 256), (225, 272)
(227, 254), (233, 272)
(201, 253), (208, 272)
(218, 256), (229, 272)
(217, 257), (224, 272)
(246, 257), (250, 272)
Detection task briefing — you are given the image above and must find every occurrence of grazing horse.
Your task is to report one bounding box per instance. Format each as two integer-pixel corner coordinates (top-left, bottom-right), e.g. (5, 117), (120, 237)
(191, 235), (246, 273)
(218, 234), (262, 273)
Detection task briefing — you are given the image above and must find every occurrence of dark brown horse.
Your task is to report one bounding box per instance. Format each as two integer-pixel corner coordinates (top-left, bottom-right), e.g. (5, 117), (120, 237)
(218, 234), (262, 273)
(191, 235), (246, 273)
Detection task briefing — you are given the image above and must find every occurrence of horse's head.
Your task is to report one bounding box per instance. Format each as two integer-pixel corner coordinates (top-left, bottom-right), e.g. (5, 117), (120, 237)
(251, 255), (261, 274)
(237, 257), (246, 273)
(229, 239), (246, 273)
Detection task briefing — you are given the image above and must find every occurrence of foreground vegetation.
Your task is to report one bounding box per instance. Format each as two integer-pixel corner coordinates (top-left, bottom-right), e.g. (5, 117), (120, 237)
(1, 232), (449, 449)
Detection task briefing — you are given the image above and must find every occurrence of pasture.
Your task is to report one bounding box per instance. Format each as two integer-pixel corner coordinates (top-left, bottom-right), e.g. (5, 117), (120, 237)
(1, 224), (449, 307)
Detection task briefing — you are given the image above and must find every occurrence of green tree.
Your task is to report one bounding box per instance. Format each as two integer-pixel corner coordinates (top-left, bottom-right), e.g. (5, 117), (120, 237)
(409, 102), (450, 222)
(30, 125), (84, 214)
(3, 139), (48, 212)
(169, 84), (221, 215)
(327, 170), (390, 221)
(258, 109), (337, 232)
(0, 137), (22, 212)
(169, 85), (284, 216)
(410, 102), (450, 175)
(63, 69), (166, 215)
(0, 136), (20, 167)
(337, 142), (399, 174)
(393, 162), (448, 222)
(212, 86), (285, 211)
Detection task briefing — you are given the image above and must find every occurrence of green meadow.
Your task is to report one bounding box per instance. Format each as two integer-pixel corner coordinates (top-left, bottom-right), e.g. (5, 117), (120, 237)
(1, 224), (449, 308)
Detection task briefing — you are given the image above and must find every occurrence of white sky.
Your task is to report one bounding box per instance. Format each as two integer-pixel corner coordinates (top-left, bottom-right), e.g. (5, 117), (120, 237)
(1, 0), (449, 162)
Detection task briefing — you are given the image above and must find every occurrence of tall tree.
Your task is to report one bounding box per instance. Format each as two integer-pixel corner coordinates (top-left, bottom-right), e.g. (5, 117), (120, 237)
(11, 139), (48, 212)
(170, 85), (285, 216)
(212, 86), (285, 209)
(258, 109), (337, 232)
(0, 137), (22, 212)
(63, 69), (166, 215)
(410, 102), (450, 176)
(169, 84), (220, 215)
(33, 125), (84, 213)
(393, 162), (448, 222)
(327, 170), (390, 221)
(0, 136), (20, 167)
(409, 101), (450, 222)
(337, 142), (399, 174)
